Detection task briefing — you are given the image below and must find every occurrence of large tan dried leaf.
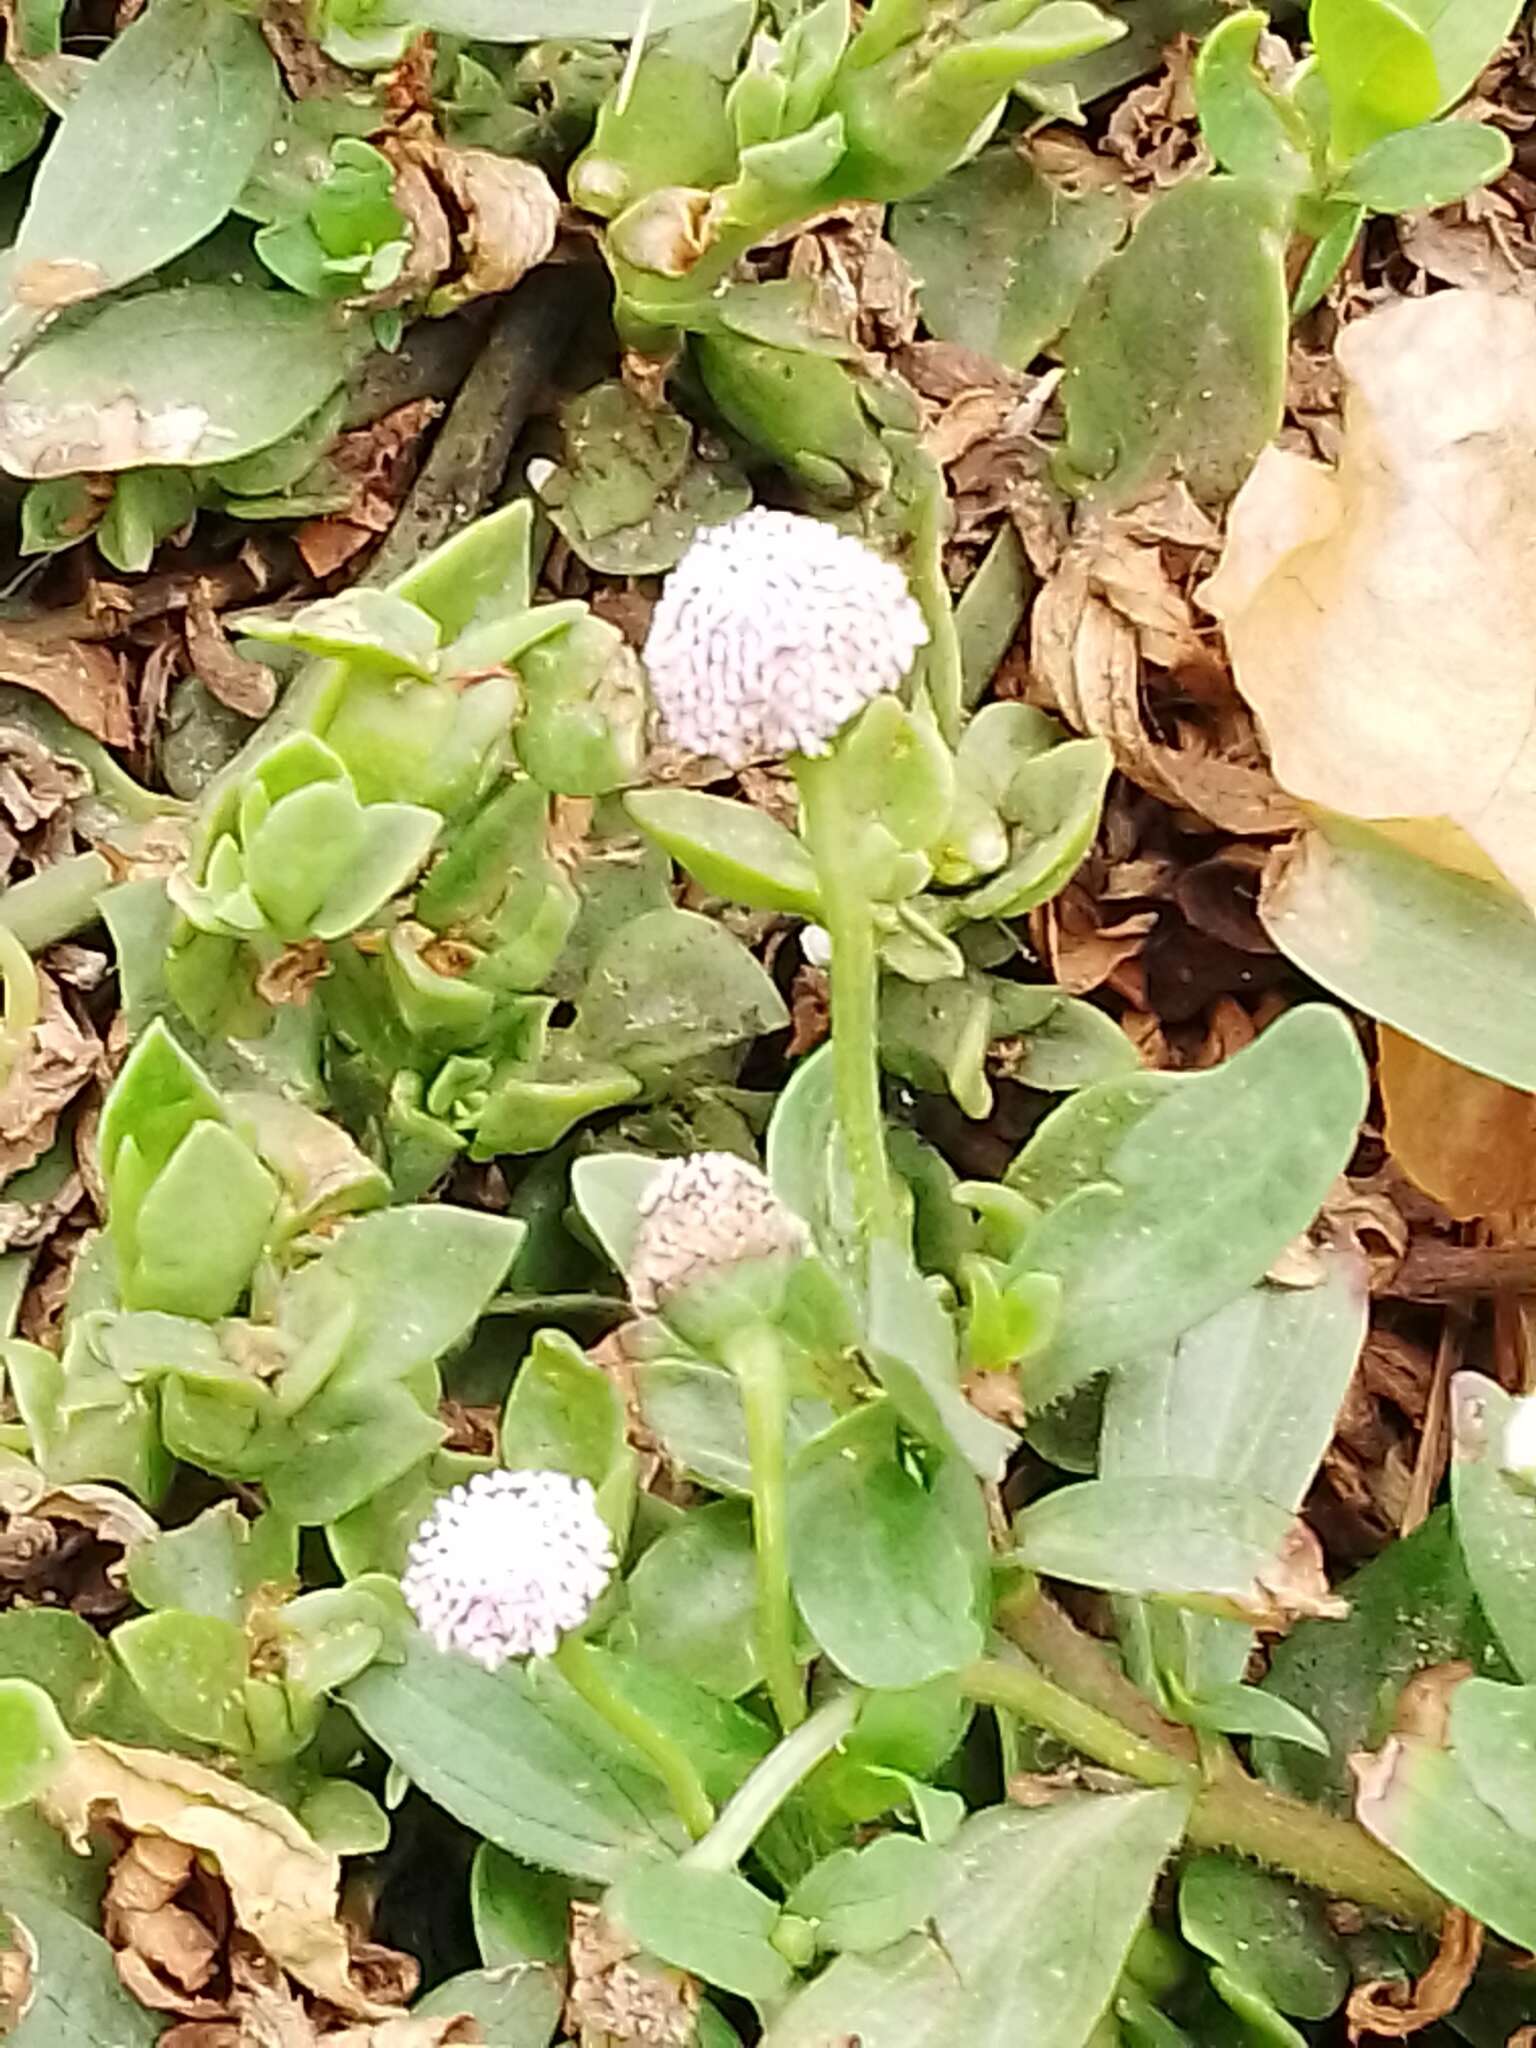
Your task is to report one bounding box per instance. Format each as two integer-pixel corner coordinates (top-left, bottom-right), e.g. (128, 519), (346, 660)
(1379, 1026), (1536, 1221)
(38, 1742), (395, 2019)
(1201, 289), (1536, 904)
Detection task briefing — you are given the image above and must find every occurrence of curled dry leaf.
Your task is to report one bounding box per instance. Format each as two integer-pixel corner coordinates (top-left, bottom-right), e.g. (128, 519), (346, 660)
(425, 147), (560, 314)
(1201, 289), (1536, 905)
(1245, 1518), (1349, 1629)
(1345, 1907), (1483, 2040)
(388, 124), (559, 316)
(0, 1913), (37, 2031)
(106, 1835), (225, 2016)
(184, 594), (276, 720)
(155, 1938), (474, 2048)
(38, 1742), (398, 2018)
(1378, 1025), (1536, 1221)
(564, 1901), (698, 2048)
(1033, 538), (1300, 836)
(0, 966), (101, 1180)
(379, 150), (453, 308)
(0, 719), (90, 841)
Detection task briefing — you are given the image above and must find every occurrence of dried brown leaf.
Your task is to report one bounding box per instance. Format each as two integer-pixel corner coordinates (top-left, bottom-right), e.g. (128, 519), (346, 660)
(1202, 289), (1536, 903)
(565, 1901), (698, 2048)
(1033, 547), (1298, 835)
(381, 151), (453, 306)
(39, 1742), (397, 2018)
(185, 594), (276, 719)
(0, 969), (101, 1180)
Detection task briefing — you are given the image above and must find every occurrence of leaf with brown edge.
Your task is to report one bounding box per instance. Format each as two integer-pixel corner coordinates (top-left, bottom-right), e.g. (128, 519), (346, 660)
(1202, 290), (1536, 908)
(36, 1741), (399, 2018)
(1352, 1733), (1536, 1952)
(1379, 1027), (1536, 1221)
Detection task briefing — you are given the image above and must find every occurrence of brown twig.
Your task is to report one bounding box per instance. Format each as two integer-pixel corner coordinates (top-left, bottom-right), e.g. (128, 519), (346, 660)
(363, 265), (602, 587)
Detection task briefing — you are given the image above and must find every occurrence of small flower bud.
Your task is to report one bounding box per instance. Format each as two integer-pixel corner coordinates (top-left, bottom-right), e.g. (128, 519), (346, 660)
(401, 1468), (615, 1669)
(642, 507), (928, 768)
(629, 1150), (811, 1313)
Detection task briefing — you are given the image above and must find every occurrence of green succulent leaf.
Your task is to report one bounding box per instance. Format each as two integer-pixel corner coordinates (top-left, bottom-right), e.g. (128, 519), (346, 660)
(607, 1862), (791, 2003)
(3, 0), (279, 337)
(0, 284), (357, 480)
(1354, 1732), (1536, 1951)
(1178, 1857), (1348, 2021)
(1195, 10), (1314, 190)
(1005, 1005), (1368, 1409)
(1335, 116), (1510, 211)
(787, 1403), (988, 1690)
(1012, 1477), (1331, 1623)
(1450, 1372), (1536, 1683)
(761, 1791), (1191, 2048)
(341, 1626), (687, 1883)
(890, 148), (1127, 368)
(0, 1679), (71, 1809)
(787, 1833), (948, 1955)
(1309, 0), (1441, 159)
(1059, 176), (1289, 511)
(625, 789), (821, 916)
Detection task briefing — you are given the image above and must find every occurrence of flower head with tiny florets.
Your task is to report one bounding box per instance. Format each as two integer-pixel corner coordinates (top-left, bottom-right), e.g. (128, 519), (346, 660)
(642, 508), (928, 769)
(629, 1150), (811, 1314)
(401, 1468), (615, 1670)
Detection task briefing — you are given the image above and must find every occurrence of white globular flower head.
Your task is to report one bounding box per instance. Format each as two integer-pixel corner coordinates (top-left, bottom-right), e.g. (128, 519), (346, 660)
(402, 1468), (616, 1670)
(629, 1150), (811, 1313)
(642, 507), (929, 768)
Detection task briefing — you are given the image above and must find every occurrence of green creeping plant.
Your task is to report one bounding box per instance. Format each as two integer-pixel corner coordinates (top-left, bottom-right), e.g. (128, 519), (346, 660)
(1195, 0), (1516, 313)
(0, 500), (1503, 2044)
(571, 0), (1127, 339)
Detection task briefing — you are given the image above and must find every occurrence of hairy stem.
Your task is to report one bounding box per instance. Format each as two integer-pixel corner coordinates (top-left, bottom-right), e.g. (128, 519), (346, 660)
(685, 1690), (861, 1874)
(793, 751), (897, 1250)
(552, 1635), (715, 1841)
(959, 1658), (1444, 1929)
(722, 1323), (806, 1732)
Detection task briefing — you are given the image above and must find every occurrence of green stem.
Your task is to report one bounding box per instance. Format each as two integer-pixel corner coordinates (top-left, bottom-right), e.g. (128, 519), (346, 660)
(959, 1659), (1444, 1930)
(0, 922), (39, 1088)
(793, 751), (897, 1250)
(907, 455), (963, 747)
(685, 1690), (861, 1874)
(722, 1323), (805, 1731)
(0, 851), (112, 954)
(552, 1635), (716, 1842)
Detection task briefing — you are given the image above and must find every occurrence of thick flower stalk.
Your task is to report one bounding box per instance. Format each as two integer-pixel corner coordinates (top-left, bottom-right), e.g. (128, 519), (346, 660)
(644, 511), (927, 1250)
(630, 1152), (810, 1730)
(401, 1466), (714, 1837)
